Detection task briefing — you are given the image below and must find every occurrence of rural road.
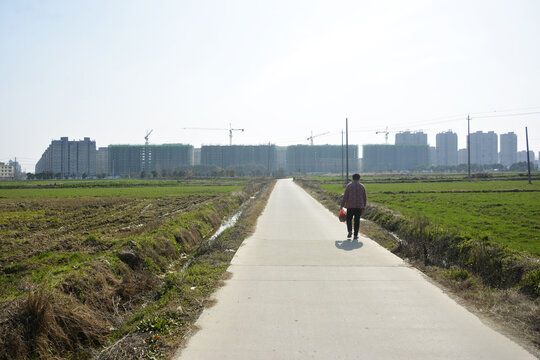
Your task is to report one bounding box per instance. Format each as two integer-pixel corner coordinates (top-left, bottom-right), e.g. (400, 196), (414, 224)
(174, 179), (535, 360)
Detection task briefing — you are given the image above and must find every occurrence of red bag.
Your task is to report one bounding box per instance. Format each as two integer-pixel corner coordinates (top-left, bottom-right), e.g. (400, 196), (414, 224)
(338, 209), (347, 222)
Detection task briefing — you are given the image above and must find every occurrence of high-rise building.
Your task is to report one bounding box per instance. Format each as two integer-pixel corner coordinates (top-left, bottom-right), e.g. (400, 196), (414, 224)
(36, 137), (96, 177)
(96, 147), (109, 176)
(7, 159), (22, 179)
(201, 145), (276, 171)
(362, 144), (429, 172)
(276, 146), (287, 172)
(499, 132), (517, 167)
(286, 145), (357, 173)
(517, 150), (535, 163)
(395, 131), (428, 145)
(193, 148), (201, 166)
(469, 131), (498, 165)
(109, 144), (193, 177)
(429, 146), (437, 167)
(436, 131), (458, 166)
(458, 149), (468, 165)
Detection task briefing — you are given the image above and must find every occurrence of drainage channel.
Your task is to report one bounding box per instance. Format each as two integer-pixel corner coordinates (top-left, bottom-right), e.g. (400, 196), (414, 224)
(179, 194), (257, 274)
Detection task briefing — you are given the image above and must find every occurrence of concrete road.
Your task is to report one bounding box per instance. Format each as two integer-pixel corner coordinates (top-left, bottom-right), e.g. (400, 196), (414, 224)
(174, 179), (535, 360)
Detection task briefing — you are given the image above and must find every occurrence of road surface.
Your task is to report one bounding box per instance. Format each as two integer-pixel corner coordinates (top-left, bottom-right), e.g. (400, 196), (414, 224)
(174, 179), (534, 360)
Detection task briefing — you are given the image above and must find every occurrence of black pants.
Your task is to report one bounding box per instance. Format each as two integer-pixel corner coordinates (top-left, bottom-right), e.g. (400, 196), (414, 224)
(346, 208), (362, 236)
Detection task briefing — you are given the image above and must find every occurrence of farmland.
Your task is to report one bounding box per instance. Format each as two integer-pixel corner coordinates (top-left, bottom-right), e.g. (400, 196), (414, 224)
(0, 179), (250, 300)
(319, 178), (540, 257)
(0, 177), (271, 359)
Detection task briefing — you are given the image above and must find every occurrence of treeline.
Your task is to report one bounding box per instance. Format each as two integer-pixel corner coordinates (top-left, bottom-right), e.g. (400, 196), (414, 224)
(30, 164), (274, 180)
(26, 171), (90, 180)
(412, 161), (538, 173)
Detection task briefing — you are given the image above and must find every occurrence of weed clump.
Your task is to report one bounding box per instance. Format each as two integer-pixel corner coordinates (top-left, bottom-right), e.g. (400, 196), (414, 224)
(0, 289), (108, 360)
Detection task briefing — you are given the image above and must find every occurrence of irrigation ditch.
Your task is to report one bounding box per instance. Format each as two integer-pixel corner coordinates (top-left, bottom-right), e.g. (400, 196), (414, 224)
(0, 179), (276, 360)
(295, 177), (540, 356)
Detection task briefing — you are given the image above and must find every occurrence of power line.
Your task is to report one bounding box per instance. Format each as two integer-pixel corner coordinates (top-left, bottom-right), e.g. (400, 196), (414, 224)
(473, 111), (540, 119)
(349, 107), (540, 134)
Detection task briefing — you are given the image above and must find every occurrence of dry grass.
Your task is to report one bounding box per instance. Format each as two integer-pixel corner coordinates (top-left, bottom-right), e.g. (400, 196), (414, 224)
(95, 333), (149, 360)
(0, 289), (108, 360)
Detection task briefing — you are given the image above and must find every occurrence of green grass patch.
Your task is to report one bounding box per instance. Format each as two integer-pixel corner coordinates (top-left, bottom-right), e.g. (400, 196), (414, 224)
(0, 184), (243, 198)
(321, 179), (540, 193)
(320, 179), (540, 257)
(0, 178), (249, 188)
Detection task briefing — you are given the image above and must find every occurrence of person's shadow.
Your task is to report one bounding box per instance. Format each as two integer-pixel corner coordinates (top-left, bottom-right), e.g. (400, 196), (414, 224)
(335, 239), (363, 251)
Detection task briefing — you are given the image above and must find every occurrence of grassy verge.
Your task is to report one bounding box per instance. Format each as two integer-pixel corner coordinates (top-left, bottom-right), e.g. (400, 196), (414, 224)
(295, 177), (540, 355)
(96, 180), (276, 360)
(0, 179), (275, 360)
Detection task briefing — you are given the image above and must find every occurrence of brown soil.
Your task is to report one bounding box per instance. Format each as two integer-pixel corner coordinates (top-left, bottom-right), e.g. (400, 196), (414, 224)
(0, 195), (216, 271)
(0, 189), (246, 359)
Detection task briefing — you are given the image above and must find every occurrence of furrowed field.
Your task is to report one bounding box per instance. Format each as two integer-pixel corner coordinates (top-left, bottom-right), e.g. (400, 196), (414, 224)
(0, 177), (269, 359)
(0, 179), (247, 298)
(320, 178), (540, 257)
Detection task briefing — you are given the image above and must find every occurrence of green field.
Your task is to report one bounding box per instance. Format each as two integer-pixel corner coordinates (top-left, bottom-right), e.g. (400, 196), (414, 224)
(0, 179), (252, 301)
(320, 179), (540, 257)
(0, 178), (248, 188)
(321, 179), (540, 193)
(0, 184), (243, 198)
(0, 178), (267, 359)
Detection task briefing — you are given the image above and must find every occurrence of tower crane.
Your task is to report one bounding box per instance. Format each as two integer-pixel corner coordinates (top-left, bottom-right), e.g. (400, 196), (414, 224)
(307, 131), (330, 145)
(375, 126), (396, 144)
(145, 129), (153, 145)
(183, 123), (244, 145)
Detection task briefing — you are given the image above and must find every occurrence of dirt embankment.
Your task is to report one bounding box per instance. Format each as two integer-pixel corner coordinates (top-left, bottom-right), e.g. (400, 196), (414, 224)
(0, 180), (274, 360)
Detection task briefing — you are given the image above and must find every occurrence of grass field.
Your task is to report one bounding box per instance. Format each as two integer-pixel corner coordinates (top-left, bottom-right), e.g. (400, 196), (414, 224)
(0, 178), (248, 188)
(0, 179), (249, 301)
(321, 179), (540, 193)
(319, 179), (540, 257)
(0, 184), (244, 198)
(0, 178), (271, 359)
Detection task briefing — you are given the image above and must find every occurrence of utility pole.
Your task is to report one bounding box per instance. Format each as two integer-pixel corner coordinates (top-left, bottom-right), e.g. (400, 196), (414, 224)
(346, 118), (349, 184)
(267, 142), (271, 177)
(341, 130), (344, 184)
(526, 127), (532, 184)
(467, 114), (471, 181)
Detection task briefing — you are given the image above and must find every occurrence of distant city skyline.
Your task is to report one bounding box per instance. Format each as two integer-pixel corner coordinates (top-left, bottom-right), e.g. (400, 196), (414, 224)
(1, 1), (539, 171)
(11, 124), (540, 173)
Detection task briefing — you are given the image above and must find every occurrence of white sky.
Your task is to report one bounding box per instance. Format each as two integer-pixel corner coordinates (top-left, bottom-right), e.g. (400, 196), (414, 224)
(1, 0), (539, 171)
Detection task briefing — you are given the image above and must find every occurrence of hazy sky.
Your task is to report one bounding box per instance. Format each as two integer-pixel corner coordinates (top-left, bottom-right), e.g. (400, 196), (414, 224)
(1, 0), (539, 171)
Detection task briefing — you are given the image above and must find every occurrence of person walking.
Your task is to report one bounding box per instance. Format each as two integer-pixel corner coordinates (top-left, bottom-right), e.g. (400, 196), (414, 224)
(340, 173), (367, 240)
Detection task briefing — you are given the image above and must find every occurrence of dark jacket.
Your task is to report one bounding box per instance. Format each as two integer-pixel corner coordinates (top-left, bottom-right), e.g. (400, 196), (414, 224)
(341, 181), (367, 209)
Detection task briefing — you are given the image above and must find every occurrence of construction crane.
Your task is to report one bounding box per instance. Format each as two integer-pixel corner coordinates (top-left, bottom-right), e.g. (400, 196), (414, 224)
(145, 129), (153, 145)
(375, 126), (395, 144)
(307, 131), (330, 145)
(183, 123), (244, 145)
